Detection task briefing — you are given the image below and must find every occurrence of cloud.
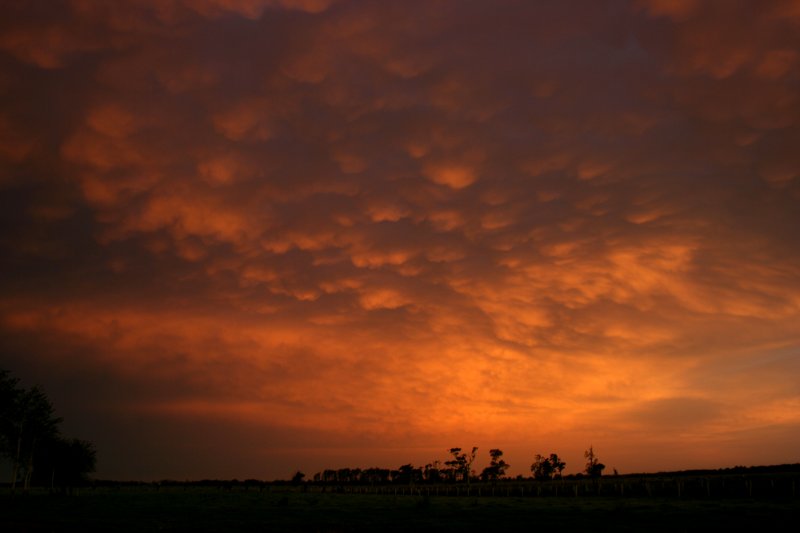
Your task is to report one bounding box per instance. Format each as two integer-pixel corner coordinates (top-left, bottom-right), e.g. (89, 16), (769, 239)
(0, 0), (799, 479)
(628, 397), (723, 431)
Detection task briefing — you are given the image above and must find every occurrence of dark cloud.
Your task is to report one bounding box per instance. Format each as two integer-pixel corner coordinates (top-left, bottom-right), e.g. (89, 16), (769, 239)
(1, 0), (799, 478)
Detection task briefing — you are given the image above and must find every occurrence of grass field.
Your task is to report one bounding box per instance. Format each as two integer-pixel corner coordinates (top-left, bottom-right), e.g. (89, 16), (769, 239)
(2, 487), (799, 532)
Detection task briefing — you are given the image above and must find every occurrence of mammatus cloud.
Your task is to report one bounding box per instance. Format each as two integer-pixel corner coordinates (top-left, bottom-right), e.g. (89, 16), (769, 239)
(1, 0), (798, 479)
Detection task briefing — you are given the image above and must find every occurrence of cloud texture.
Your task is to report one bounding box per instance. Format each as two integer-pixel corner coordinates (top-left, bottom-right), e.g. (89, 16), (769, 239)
(1, 0), (799, 479)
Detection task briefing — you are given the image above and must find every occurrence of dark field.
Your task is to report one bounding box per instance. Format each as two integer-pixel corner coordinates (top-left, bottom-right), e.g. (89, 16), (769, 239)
(2, 485), (799, 532)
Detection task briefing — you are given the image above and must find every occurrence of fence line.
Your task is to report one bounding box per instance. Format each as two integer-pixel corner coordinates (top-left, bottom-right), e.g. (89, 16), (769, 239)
(298, 474), (800, 500)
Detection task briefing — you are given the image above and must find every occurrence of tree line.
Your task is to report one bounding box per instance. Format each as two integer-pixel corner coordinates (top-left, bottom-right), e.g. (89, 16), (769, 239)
(305, 446), (605, 486)
(0, 369), (96, 492)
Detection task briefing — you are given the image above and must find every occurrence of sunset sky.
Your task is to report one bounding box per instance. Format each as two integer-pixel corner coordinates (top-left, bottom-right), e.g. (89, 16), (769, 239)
(1, 0), (799, 481)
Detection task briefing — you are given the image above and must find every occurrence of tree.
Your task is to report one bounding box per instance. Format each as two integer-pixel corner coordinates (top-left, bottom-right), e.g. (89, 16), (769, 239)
(531, 454), (554, 480)
(36, 437), (96, 491)
(337, 467), (353, 483)
(291, 471), (305, 484)
(445, 447), (478, 484)
(549, 453), (566, 479)
(424, 461), (443, 483)
(361, 467), (390, 485)
(0, 370), (20, 457)
(395, 463), (422, 485)
(8, 385), (62, 490)
(1, 369), (94, 492)
(584, 446), (605, 478)
(531, 452), (565, 481)
(480, 448), (510, 482)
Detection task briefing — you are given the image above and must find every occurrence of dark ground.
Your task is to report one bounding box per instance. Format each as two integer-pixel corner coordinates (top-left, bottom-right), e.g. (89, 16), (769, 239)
(2, 488), (799, 532)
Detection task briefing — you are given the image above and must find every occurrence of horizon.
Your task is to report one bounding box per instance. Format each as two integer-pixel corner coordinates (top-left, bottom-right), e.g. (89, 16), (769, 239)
(7, 437), (798, 484)
(1, 0), (799, 482)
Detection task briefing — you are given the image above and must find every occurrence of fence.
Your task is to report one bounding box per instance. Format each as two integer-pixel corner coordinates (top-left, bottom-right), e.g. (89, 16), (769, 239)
(301, 474), (799, 500)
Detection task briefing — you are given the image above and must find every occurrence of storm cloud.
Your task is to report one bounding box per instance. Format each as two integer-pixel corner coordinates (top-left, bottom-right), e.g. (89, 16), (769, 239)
(1, 0), (799, 479)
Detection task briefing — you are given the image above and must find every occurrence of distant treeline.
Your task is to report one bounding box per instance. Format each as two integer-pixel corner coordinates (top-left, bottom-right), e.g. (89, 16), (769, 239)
(77, 464), (800, 492)
(631, 463), (800, 477)
(301, 446), (602, 486)
(74, 463), (800, 501)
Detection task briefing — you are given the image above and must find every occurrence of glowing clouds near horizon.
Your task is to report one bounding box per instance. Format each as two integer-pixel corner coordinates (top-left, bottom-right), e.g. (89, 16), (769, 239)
(1, 0), (799, 480)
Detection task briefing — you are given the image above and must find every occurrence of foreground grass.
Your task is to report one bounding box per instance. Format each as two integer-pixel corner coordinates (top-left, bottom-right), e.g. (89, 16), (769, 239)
(2, 488), (799, 532)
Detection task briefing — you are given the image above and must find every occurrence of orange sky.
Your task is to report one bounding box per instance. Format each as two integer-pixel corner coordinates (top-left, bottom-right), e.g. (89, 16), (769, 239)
(1, 0), (799, 480)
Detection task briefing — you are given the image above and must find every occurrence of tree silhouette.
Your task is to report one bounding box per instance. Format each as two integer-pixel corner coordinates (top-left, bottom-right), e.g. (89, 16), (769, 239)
(446, 447), (478, 484)
(0, 369), (19, 455)
(531, 452), (566, 480)
(11, 386), (62, 490)
(395, 463), (422, 485)
(424, 461), (443, 483)
(337, 467), (354, 483)
(1, 369), (94, 492)
(549, 453), (566, 479)
(36, 437), (96, 491)
(480, 448), (510, 482)
(531, 453), (555, 480)
(584, 446), (605, 478)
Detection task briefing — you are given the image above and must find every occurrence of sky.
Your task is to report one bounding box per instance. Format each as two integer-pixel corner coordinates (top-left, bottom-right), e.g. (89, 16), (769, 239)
(1, 0), (799, 481)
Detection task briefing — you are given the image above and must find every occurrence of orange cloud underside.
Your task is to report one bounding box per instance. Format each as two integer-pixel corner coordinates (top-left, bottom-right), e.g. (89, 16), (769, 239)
(0, 0), (799, 479)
